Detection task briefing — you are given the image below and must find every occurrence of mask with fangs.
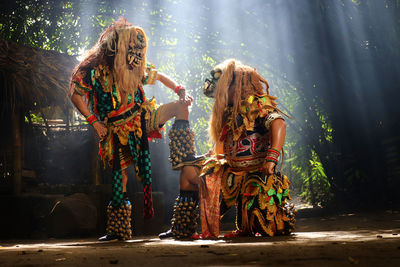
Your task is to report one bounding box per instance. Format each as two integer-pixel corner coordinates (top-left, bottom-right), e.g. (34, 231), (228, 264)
(127, 31), (146, 68)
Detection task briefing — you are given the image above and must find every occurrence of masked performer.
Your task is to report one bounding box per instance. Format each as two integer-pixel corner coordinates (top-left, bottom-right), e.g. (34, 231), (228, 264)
(70, 18), (200, 241)
(199, 59), (296, 238)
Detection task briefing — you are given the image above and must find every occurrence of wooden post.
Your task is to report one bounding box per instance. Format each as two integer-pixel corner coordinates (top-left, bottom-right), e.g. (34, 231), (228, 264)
(12, 109), (22, 195)
(91, 127), (101, 186)
(92, 152), (101, 186)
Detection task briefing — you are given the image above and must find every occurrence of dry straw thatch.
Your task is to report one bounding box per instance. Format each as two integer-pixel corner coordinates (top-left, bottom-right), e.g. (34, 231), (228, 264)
(0, 40), (78, 113)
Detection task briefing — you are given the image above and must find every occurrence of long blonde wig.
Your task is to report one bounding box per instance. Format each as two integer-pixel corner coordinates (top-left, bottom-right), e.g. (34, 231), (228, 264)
(209, 59), (272, 144)
(113, 26), (148, 105)
(70, 17), (148, 105)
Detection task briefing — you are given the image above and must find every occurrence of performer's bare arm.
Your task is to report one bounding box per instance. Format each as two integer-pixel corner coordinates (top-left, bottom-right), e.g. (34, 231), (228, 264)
(263, 118), (286, 175)
(156, 72), (193, 104)
(71, 91), (108, 139)
(156, 72), (179, 90)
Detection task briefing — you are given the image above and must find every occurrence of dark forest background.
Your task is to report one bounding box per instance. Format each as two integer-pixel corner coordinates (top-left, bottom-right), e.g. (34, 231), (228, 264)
(1, 0), (399, 210)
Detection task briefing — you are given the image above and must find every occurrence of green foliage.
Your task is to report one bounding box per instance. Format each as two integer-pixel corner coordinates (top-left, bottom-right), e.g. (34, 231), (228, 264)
(0, 0), (337, 205)
(306, 151), (332, 206)
(25, 112), (44, 124)
(0, 0), (127, 54)
(0, 0), (335, 205)
(4, 0), (399, 206)
(289, 150), (333, 206)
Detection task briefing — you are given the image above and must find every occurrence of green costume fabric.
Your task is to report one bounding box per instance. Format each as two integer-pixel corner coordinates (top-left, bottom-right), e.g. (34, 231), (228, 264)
(72, 65), (154, 217)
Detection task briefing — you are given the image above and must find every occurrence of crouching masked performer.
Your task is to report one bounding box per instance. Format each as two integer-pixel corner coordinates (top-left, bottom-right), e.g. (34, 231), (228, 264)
(199, 59), (297, 238)
(69, 18), (199, 241)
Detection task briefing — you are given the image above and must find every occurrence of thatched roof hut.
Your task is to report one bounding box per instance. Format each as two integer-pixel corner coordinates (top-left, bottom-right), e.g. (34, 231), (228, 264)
(0, 40), (78, 195)
(0, 40), (78, 113)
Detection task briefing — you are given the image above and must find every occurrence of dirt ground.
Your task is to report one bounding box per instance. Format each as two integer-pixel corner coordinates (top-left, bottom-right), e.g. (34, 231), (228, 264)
(1, 209), (400, 267)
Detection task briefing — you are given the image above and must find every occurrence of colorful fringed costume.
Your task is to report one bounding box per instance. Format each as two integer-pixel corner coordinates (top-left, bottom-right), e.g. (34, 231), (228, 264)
(200, 59), (296, 238)
(72, 63), (160, 240)
(71, 18), (202, 241)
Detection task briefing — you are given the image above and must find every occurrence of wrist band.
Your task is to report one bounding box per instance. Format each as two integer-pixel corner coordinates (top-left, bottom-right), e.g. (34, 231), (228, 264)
(266, 148), (280, 165)
(268, 148), (280, 157)
(174, 85), (184, 94)
(265, 157), (278, 165)
(85, 113), (98, 125)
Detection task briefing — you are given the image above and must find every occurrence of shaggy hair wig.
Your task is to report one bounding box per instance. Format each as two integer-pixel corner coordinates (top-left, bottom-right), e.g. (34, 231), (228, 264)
(209, 59), (273, 143)
(70, 17), (148, 105)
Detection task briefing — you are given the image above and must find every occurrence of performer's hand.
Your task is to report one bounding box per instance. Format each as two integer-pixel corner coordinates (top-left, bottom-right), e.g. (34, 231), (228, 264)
(205, 149), (214, 157)
(93, 121), (108, 140)
(262, 161), (276, 175)
(178, 88), (193, 106)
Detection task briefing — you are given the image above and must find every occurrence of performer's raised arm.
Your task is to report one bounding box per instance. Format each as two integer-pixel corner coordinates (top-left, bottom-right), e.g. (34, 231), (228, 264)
(156, 72), (193, 105)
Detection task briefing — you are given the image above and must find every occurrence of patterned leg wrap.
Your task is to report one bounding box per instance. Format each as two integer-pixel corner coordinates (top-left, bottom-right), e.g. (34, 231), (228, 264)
(171, 190), (199, 239)
(168, 120), (197, 170)
(282, 203), (297, 235)
(106, 198), (133, 240)
(111, 134), (125, 207)
(111, 169), (124, 207)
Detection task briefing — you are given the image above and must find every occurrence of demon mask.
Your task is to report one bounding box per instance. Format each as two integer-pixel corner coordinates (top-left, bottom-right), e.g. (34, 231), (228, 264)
(127, 31), (146, 69)
(203, 68), (222, 98)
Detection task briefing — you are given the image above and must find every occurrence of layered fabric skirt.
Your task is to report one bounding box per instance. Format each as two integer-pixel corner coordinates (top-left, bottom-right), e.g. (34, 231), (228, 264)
(100, 99), (164, 239)
(200, 158), (296, 238)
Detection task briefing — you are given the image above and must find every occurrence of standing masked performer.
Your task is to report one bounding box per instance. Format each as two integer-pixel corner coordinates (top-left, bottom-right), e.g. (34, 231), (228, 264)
(69, 18), (200, 241)
(199, 59), (296, 238)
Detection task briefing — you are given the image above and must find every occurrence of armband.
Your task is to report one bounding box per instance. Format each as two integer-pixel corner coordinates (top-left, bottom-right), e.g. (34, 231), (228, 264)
(85, 113), (98, 125)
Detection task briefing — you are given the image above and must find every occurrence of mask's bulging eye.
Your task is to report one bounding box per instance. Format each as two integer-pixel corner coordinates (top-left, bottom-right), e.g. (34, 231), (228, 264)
(211, 69), (222, 80)
(136, 33), (146, 49)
